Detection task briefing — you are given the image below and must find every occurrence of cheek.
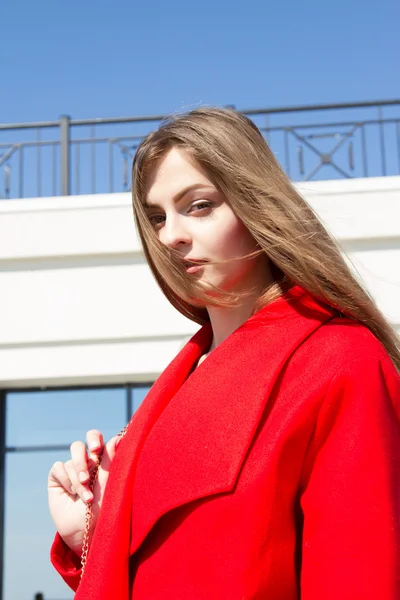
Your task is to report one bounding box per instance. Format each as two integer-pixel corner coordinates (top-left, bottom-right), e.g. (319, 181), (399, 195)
(216, 219), (255, 258)
(205, 220), (258, 288)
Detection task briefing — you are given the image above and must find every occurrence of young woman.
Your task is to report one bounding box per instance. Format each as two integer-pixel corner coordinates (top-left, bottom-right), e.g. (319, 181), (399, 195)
(48, 107), (400, 600)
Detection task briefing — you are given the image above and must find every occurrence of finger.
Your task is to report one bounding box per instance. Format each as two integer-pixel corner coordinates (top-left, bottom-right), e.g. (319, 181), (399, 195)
(70, 440), (91, 485)
(64, 460), (93, 503)
(48, 461), (77, 496)
(103, 435), (119, 466)
(86, 429), (104, 457)
(97, 436), (119, 479)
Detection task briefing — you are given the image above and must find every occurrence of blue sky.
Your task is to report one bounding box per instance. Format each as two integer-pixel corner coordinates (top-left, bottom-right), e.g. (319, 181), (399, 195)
(2, 0), (399, 123)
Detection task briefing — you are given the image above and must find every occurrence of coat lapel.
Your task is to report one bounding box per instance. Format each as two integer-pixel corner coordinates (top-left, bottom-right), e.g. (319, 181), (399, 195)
(75, 323), (210, 600)
(129, 287), (335, 554)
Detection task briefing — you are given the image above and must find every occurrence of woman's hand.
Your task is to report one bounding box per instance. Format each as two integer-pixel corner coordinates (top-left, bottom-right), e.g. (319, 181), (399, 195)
(48, 430), (119, 557)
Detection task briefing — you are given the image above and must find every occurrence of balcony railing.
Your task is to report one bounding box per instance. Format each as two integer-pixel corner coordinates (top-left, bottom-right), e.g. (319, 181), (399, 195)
(0, 99), (399, 199)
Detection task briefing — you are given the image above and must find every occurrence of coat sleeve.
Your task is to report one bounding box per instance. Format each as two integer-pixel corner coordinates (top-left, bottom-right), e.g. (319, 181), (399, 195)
(299, 351), (400, 600)
(50, 532), (82, 592)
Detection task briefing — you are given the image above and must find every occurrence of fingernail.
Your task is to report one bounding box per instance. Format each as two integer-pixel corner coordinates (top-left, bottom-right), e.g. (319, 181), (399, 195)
(70, 486), (76, 495)
(79, 471), (88, 483)
(90, 443), (100, 451)
(83, 491), (92, 502)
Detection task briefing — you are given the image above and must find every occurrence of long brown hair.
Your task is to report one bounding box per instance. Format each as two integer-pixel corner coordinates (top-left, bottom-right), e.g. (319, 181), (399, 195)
(131, 106), (400, 371)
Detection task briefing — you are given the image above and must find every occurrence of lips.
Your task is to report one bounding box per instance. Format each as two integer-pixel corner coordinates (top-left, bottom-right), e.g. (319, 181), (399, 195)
(183, 258), (208, 267)
(182, 258), (208, 274)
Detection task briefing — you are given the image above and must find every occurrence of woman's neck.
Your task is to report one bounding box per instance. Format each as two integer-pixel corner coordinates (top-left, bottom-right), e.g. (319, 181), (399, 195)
(196, 303), (255, 368)
(212, 257), (274, 346)
(198, 257), (275, 363)
(206, 302), (256, 352)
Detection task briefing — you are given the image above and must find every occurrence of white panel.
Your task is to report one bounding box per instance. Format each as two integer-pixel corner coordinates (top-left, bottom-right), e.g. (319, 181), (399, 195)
(0, 263), (197, 345)
(0, 338), (192, 388)
(304, 186), (400, 240)
(0, 195), (141, 259)
(346, 249), (400, 323)
(1, 177), (399, 260)
(0, 176), (399, 387)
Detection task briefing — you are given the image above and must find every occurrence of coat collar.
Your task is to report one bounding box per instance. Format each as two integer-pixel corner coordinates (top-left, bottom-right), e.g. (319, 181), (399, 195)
(129, 286), (335, 554)
(76, 286), (335, 599)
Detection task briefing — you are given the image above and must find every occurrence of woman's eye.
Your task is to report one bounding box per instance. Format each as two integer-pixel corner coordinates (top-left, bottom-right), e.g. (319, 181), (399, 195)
(149, 214), (165, 228)
(190, 201), (212, 213)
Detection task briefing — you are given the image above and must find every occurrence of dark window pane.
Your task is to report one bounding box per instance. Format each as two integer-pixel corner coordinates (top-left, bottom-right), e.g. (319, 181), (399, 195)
(131, 386), (151, 417)
(4, 450), (73, 600)
(7, 388), (126, 447)
(3, 385), (152, 599)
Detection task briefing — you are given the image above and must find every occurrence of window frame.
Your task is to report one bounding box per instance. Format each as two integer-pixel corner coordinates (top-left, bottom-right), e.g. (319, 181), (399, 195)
(0, 383), (153, 600)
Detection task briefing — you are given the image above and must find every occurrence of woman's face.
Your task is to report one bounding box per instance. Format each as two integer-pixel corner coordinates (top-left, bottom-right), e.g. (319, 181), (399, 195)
(145, 147), (269, 296)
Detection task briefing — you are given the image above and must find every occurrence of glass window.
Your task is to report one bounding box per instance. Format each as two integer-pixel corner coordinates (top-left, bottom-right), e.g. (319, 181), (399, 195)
(3, 385), (152, 600)
(4, 450), (73, 600)
(130, 385), (151, 416)
(4, 386), (132, 600)
(7, 388), (126, 447)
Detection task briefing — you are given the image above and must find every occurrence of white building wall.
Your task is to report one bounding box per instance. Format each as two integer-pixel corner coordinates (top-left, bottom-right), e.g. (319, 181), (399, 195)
(0, 176), (399, 389)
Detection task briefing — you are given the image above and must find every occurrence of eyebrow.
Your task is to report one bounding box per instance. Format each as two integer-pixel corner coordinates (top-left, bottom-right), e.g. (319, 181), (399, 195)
(145, 183), (213, 211)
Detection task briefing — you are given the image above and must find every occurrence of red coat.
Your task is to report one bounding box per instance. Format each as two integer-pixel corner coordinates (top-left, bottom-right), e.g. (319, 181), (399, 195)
(51, 286), (400, 599)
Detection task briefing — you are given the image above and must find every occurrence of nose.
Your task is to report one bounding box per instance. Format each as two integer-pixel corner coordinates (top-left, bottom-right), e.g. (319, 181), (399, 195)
(159, 214), (191, 249)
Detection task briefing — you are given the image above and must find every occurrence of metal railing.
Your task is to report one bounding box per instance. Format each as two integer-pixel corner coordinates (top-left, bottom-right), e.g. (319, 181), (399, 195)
(1, 99), (399, 199)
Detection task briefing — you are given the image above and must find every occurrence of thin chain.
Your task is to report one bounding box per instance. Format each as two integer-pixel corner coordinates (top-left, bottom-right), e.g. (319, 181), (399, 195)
(80, 458), (100, 578)
(80, 424), (130, 579)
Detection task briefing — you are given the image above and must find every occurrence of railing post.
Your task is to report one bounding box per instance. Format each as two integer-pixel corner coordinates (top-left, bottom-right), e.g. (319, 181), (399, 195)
(60, 115), (71, 196)
(4, 165), (10, 199)
(377, 106), (386, 176)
